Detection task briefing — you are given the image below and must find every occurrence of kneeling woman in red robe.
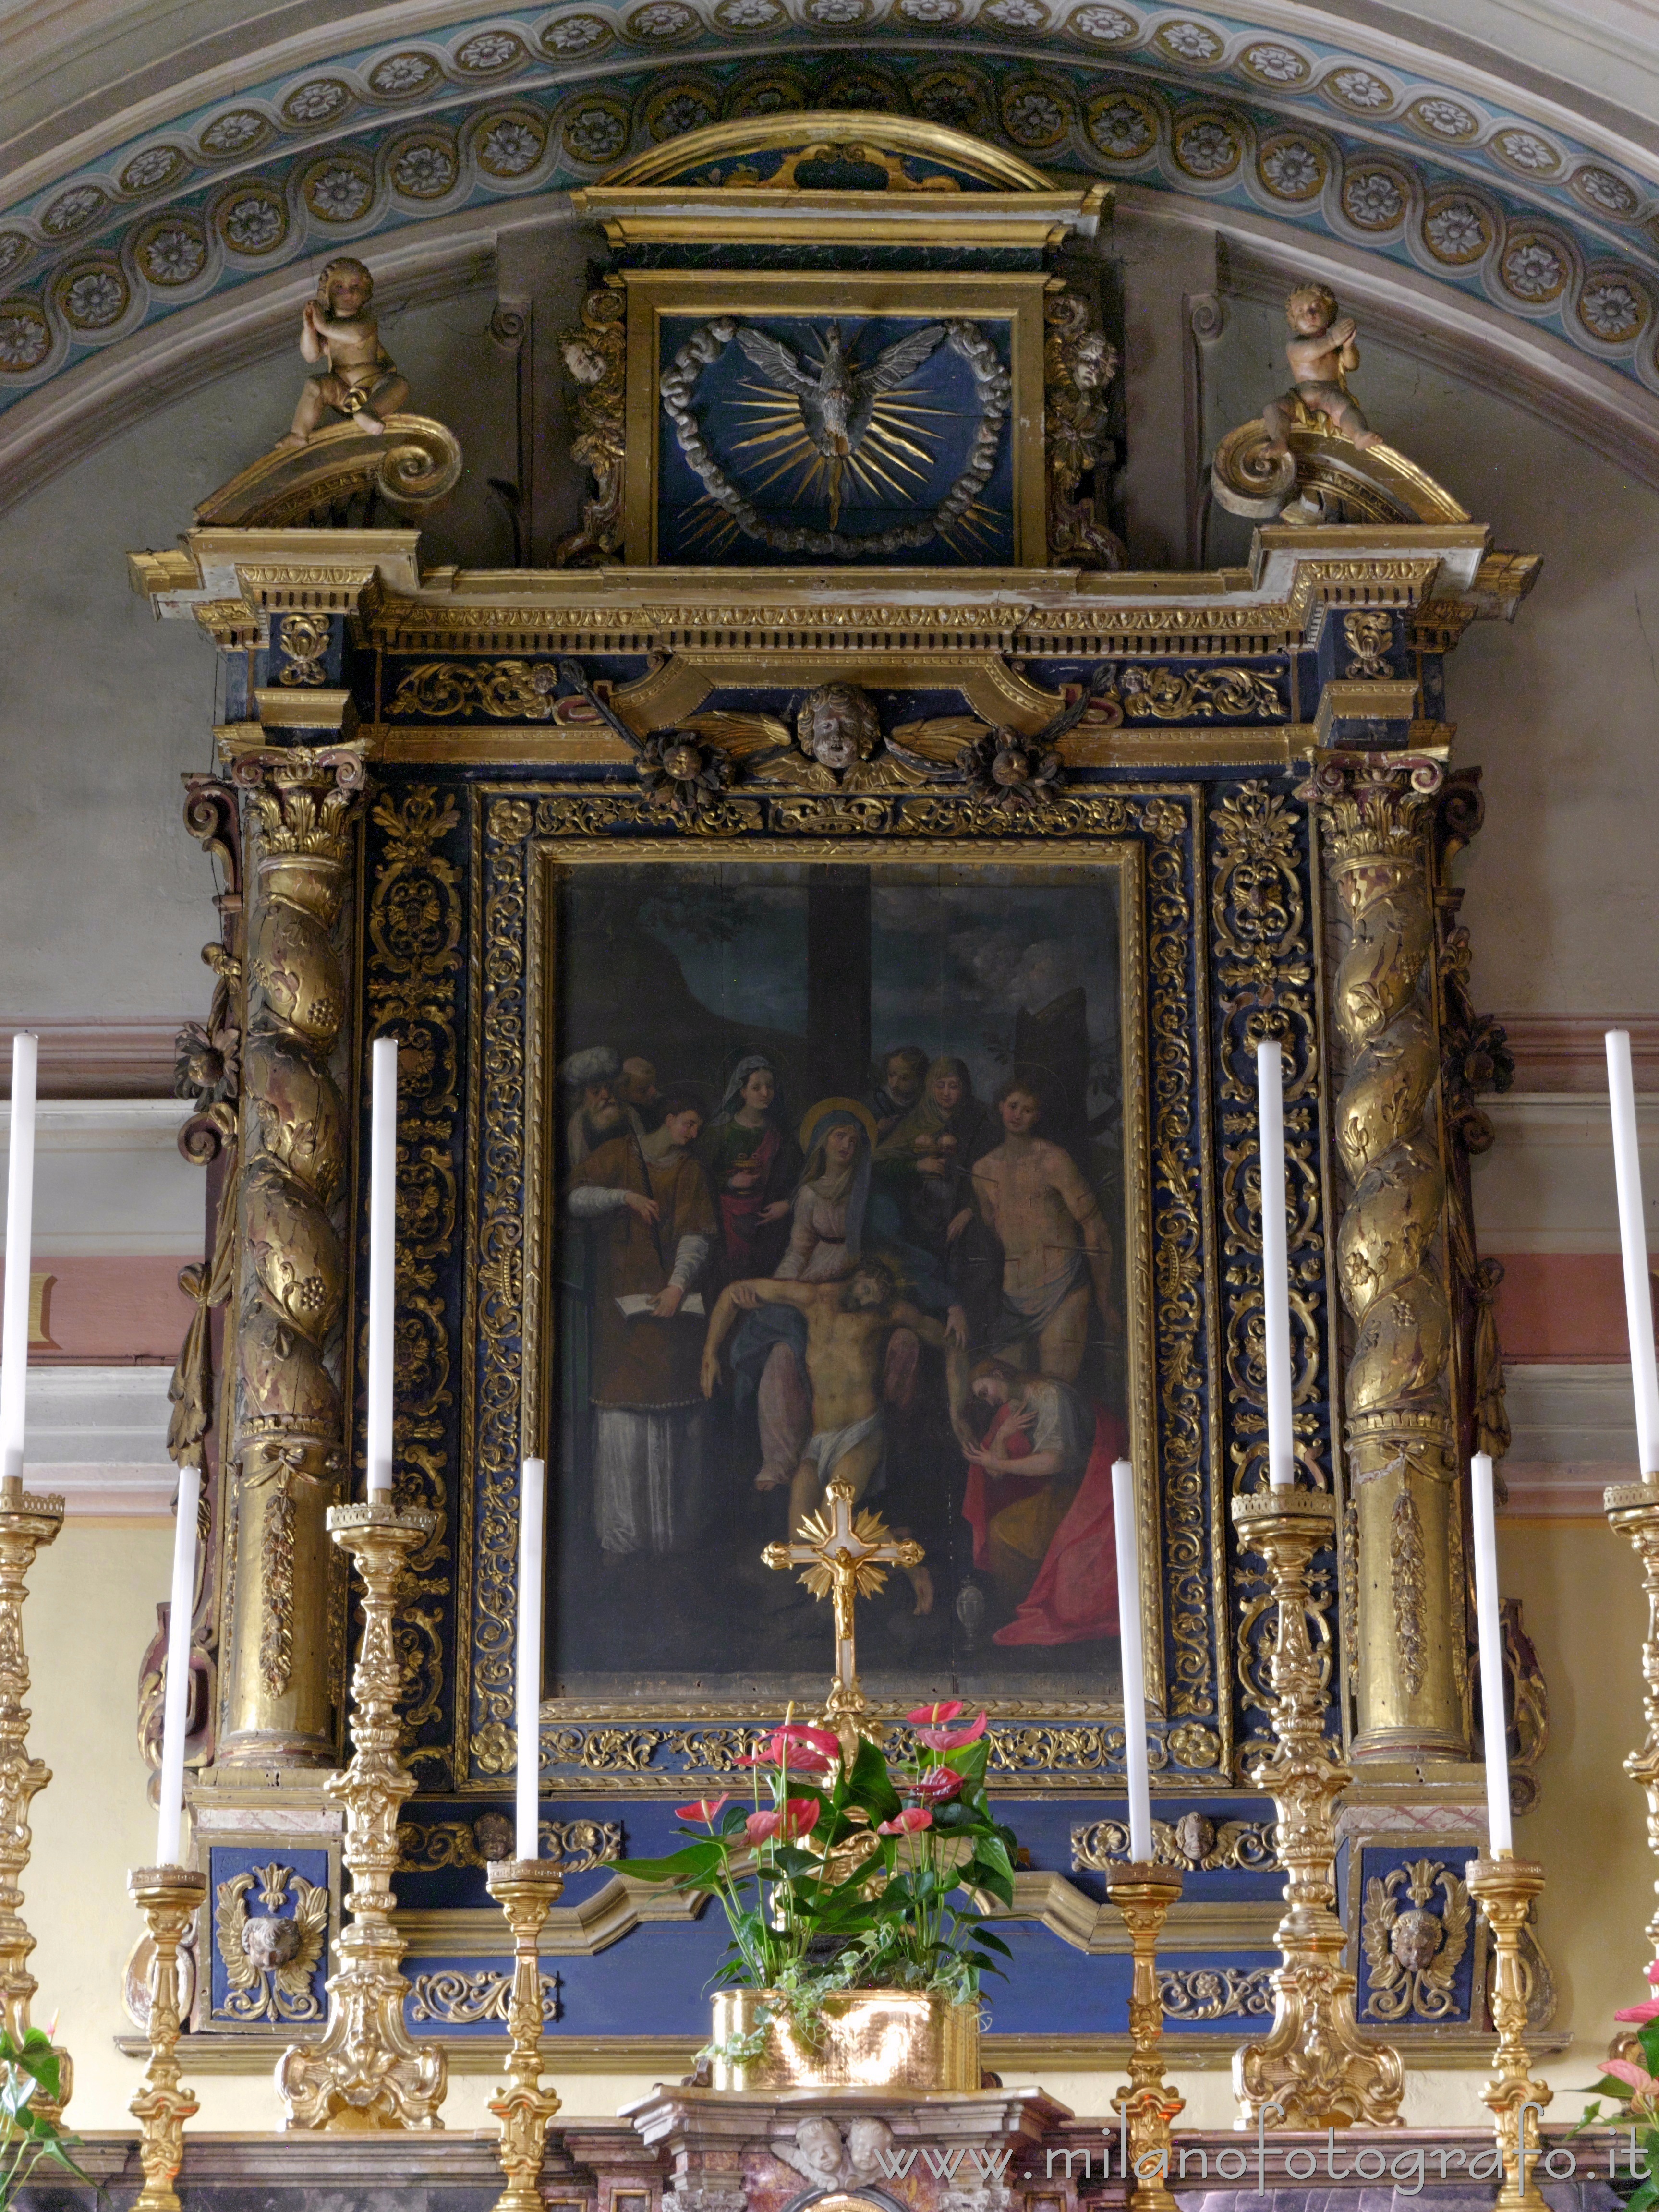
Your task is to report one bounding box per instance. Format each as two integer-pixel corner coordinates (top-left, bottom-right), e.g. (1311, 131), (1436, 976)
(960, 1358), (1127, 1646)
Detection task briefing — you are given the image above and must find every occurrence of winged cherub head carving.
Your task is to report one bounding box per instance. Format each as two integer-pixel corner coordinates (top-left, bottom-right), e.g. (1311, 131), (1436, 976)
(796, 683), (880, 776)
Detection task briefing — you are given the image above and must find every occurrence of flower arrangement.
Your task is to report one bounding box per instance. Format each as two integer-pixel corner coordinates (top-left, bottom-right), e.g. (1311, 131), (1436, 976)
(1579, 1965), (1659, 2206)
(614, 1702), (1018, 2049)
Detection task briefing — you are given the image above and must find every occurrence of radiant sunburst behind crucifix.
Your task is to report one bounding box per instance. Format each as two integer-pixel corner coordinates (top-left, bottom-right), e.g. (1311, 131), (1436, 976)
(762, 1480), (924, 1753)
(730, 320), (949, 531)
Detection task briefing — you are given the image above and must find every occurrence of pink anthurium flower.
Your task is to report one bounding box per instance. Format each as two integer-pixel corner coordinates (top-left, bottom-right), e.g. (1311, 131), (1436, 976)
(1615, 1995), (1659, 2024)
(736, 1725), (839, 1774)
(907, 1700), (964, 1727)
(1605, 2057), (1659, 2105)
(675, 1796), (731, 1825)
(913, 1708), (989, 1752)
(746, 1799), (821, 1844)
(879, 1808), (933, 1836)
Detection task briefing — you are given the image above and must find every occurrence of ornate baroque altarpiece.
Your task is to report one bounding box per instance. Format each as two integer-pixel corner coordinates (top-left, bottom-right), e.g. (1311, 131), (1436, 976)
(127, 115), (1545, 2074)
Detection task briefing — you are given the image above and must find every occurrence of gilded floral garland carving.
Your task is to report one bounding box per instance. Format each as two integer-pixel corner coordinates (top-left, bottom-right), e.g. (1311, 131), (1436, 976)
(365, 786), (464, 1775)
(1209, 784), (1335, 1756)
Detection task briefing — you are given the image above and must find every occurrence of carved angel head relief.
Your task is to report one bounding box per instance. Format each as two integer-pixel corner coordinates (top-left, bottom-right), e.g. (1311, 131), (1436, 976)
(796, 682), (880, 773)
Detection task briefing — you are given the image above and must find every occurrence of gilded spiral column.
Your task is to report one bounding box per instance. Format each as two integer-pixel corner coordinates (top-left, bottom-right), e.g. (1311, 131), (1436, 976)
(221, 741), (365, 1766)
(1307, 753), (1469, 1760)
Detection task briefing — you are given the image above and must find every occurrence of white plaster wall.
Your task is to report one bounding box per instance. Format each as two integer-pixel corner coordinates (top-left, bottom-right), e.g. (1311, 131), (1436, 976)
(0, 281), (515, 1021)
(1202, 291), (1659, 1018)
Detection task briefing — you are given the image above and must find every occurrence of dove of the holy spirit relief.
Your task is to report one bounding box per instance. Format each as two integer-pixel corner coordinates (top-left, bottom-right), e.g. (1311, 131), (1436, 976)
(730, 319), (948, 529)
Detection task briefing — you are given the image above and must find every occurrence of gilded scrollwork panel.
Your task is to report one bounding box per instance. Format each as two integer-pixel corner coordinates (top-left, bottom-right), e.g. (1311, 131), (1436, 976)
(362, 785), (466, 1778)
(1208, 781), (1338, 1764)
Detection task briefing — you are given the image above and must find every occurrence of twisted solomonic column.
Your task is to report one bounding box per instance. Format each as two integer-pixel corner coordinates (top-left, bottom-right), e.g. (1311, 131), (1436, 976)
(1306, 752), (1469, 1760)
(221, 742), (365, 1766)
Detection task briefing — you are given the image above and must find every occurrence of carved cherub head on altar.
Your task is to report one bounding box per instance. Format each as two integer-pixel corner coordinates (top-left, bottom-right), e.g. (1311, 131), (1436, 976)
(796, 683), (881, 777)
(277, 253), (410, 451)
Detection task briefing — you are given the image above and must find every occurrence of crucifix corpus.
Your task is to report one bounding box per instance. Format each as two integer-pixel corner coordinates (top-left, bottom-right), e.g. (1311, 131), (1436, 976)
(762, 1480), (924, 1756)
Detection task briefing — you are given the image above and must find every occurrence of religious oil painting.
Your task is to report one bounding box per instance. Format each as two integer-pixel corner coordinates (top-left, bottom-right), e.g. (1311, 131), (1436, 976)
(545, 853), (1145, 1711)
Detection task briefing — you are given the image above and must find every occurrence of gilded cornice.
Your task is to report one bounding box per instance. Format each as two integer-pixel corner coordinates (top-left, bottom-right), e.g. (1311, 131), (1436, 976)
(131, 523), (1529, 654)
(8, 22), (1659, 424)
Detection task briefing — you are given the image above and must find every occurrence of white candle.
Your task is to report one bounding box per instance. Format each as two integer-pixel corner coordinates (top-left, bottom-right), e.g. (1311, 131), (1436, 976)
(1111, 1459), (1153, 1865)
(515, 1458), (545, 1861)
(1469, 1450), (1513, 1856)
(365, 1038), (397, 1495)
(0, 1032), (38, 1499)
(1256, 1038), (1295, 1486)
(1607, 1030), (1659, 1478)
(157, 1462), (202, 1866)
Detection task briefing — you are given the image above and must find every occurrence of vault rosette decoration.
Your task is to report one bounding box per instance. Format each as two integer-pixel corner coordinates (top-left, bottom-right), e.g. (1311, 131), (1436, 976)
(660, 313), (1011, 560)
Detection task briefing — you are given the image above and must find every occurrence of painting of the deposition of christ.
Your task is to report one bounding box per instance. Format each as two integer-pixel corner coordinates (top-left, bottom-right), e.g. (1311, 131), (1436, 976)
(549, 860), (1132, 1705)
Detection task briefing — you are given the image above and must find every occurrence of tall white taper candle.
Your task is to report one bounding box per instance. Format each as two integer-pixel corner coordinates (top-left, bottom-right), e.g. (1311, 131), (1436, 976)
(365, 1037), (397, 1495)
(1255, 1037), (1295, 1486)
(0, 1032), (39, 1498)
(1469, 1450), (1513, 1856)
(1111, 1459), (1153, 1864)
(157, 1462), (202, 1866)
(1606, 1029), (1659, 1478)
(515, 1457), (545, 1861)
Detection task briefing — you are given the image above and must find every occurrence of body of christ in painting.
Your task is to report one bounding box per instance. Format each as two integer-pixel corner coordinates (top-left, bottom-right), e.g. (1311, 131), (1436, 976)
(550, 854), (1132, 1706)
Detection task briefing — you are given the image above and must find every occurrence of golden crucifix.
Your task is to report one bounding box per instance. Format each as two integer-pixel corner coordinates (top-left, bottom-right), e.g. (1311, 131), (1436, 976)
(762, 1480), (923, 1751)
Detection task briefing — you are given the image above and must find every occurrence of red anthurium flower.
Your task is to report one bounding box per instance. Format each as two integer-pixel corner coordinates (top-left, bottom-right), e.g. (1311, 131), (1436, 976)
(906, 1700), (964, 1728)
(1616, 1995), (1659, 2024)
(878, 1808), (933, 1836)
(775, 1723), (843, 1761)
(746, 1799), (821, 1843)
(908, 1768), (962, 1804)
(913, 1708), (989, 1752)
(675, 1796), (731, 1825)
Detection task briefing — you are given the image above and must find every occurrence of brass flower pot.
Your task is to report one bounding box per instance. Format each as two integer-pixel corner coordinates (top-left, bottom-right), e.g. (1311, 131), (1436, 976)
(708, 1987), (981, 2092)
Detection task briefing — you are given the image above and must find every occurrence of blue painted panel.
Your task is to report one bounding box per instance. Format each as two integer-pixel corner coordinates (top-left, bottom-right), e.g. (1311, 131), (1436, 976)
(206, 1845), (330, 2027)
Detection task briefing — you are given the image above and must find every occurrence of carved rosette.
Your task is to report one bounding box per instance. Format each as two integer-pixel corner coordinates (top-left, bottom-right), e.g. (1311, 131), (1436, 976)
(1306, 753), (1468, 1760)
(222, 745), (364, 1765)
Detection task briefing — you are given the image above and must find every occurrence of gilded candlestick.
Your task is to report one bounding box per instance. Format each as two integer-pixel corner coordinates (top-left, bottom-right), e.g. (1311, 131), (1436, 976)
(1229, 1488), (1404, 2128)
(1467, 1851), (1551, 2212)
(1107, 1861), (1184, 2212)
(1604, 1484), (1659, 2002)
(277, 1499), (448, 2131)
(485, 1858), (563, 2212)
(128, 1863), (206, 2212)
(0, 1487), (68, 2115)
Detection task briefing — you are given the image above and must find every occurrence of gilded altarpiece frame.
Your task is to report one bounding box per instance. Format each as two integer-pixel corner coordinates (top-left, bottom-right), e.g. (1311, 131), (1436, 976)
(350, 771), (1304, 1798)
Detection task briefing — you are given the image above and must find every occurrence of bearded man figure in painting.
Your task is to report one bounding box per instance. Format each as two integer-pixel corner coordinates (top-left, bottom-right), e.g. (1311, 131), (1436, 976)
(568, 1088), (717, 1559)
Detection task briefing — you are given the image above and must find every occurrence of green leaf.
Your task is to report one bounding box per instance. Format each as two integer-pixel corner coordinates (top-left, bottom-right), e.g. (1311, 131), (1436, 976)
(612, 1841), (729, 1889)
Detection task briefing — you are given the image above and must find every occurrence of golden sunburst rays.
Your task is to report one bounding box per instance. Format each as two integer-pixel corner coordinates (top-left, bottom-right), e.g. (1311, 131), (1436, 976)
(714, 341), (957, 537)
